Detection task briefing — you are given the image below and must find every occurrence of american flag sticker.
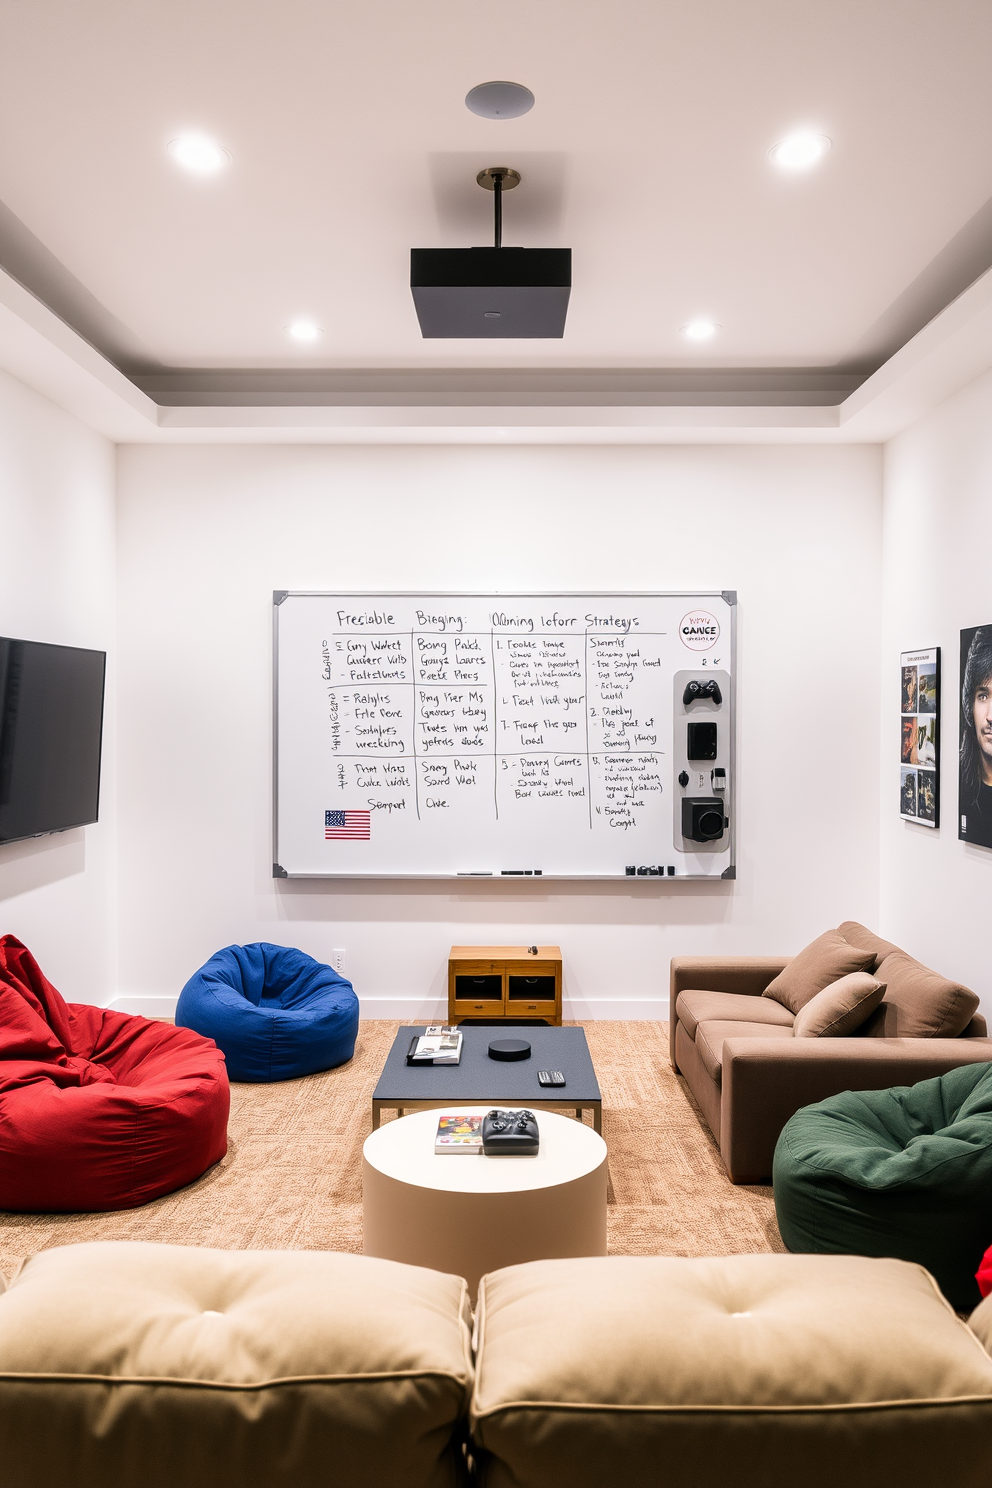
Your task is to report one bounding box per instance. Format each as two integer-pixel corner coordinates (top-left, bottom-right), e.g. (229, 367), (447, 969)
(325, 809), (371, 840)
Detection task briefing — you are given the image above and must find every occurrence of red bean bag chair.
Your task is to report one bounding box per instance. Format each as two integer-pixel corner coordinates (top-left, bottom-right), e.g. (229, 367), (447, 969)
(0, 935), (229, 1212)
(977, 1244), (992, 1298)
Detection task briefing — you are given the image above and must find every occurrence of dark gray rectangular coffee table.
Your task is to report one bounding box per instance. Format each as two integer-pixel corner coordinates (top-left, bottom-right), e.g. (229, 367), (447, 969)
(371, 1026), (602, 1133)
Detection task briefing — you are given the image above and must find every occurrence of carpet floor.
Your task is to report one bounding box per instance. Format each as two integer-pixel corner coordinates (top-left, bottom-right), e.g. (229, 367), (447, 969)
(0, 1021), (784, 1280)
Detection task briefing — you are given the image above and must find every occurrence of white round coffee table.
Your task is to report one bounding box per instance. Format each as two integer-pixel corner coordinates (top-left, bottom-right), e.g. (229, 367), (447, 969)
(363, 1106), (607, 1295)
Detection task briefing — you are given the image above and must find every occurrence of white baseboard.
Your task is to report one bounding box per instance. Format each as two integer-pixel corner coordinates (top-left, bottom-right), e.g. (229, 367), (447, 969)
(565, 998), (669, 1021)
(105, 995), (669, 1022)
(105, 995), (182, 1017)
(357, 997), (450, 1021)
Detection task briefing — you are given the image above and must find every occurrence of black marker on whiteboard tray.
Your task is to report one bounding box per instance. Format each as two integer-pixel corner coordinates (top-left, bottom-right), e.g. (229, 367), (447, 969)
(500, 870), (543, 876)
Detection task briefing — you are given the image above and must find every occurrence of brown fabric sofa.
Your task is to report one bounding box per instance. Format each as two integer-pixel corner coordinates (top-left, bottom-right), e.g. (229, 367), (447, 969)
(670, 921), (992, 1183)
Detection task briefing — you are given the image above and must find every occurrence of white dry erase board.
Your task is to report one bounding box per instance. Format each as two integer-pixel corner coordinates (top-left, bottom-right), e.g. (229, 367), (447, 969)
(273, 591), (736, 879)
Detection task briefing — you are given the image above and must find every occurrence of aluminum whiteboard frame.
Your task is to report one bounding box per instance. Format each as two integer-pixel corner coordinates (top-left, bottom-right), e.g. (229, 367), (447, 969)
(272, 590), (737, 880)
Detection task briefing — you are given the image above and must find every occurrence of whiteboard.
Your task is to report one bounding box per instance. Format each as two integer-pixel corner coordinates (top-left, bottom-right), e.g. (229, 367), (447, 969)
(273, 592), (736, 879)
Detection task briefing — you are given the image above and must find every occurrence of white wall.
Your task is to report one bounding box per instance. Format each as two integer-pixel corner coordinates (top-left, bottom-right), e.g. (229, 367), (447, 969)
(4, 354), (989, 1020)
(0, 367), (116, 1003)
(115, 442), (881, 1018)
(881, 368), (992, 1008)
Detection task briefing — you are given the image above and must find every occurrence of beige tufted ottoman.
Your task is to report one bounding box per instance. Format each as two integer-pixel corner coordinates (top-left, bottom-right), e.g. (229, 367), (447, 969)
(0, 1242), (473, 1488)
(470, 1253), (992, 1488)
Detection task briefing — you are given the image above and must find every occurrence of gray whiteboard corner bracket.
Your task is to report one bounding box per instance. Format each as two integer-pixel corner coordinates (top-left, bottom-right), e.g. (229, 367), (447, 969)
(722, 590), (738, 606)
(273, 590), (289, 605)
(272, 862), (289, 878)
(721, 865), (737, 880)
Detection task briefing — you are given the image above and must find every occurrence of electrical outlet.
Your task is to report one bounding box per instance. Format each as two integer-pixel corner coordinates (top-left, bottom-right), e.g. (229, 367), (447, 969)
(332, 948), (346, 975)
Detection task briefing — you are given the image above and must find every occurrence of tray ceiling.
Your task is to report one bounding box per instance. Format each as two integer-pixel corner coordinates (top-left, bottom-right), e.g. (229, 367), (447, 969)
(0, 0), (990, 400)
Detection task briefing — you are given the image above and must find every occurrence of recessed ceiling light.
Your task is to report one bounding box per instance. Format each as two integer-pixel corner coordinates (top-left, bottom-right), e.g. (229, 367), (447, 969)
(465, 81), (535, 120)
(287, 319), (322, 342)
(769, 131), (831, 171)
(680, 319), (720, 341)
(167, 133), (231, 174)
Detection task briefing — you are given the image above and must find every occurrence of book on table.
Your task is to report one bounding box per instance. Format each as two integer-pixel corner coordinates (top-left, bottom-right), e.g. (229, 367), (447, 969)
(407, 1027), (463, 1066)
(434, 1114), (483, 1154)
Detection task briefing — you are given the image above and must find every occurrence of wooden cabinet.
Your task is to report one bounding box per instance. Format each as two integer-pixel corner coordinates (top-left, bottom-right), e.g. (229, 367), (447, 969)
(448, 945), (562, 1025)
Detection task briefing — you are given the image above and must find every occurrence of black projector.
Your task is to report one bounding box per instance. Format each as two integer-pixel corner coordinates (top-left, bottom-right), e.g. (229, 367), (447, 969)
(410, 247), (571, 339)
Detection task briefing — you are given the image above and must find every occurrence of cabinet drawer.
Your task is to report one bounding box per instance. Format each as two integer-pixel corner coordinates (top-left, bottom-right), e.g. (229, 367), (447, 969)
(453, 973), (503, 1000)
(507, 974), (558, 1001)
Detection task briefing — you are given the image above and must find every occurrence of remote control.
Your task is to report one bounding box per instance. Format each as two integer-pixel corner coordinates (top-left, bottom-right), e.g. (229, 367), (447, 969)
(537, 1070), (566, 1087)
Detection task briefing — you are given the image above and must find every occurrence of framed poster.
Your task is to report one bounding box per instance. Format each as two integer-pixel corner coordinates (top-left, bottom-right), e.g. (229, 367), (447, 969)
(958, 625), (992, 848)
(900, 646), (939, 827)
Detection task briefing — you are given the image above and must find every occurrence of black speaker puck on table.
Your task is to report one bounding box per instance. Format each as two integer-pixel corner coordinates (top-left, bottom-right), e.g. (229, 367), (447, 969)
(488, 1038), (531, 1062)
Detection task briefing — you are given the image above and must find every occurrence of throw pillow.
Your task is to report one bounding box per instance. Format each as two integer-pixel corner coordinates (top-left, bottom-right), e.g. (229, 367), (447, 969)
(866, 951), (979, 1037)
(835, 920), (900, 964)
(762, 930), (875, 1015)
(792, 972), (886, 1038)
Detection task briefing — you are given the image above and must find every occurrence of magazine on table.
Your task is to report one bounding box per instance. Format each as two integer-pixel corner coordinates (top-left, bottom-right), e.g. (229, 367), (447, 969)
(435, 1113), (483, 1154)
(406, 1026), (463, 1065)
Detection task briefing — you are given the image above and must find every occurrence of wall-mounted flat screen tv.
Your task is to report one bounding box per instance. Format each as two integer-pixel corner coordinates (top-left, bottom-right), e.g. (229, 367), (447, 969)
(0, 636), (106, 845)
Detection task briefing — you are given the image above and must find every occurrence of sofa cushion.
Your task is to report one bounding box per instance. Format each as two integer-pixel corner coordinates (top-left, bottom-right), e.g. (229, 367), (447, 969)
(676, 990), (794, 1040)
(792, 972), (886, 1038)
(694, 1019), (794, 1084)
(471, 1253), (992, 1488)
(0, 1241), (473, 1488)
(970, 1277), (992, 1335)
(836, 920), (901, 968)
(865, 951), (979, 1038)
(762, 930), (875, 1014)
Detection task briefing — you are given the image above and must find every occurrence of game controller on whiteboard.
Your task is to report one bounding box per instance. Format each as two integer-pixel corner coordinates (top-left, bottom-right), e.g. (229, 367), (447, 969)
(682, 678), (722, 706)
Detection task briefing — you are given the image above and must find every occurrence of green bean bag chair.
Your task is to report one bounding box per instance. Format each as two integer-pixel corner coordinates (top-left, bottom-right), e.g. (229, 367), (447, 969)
(773, 1061), (992, 1310)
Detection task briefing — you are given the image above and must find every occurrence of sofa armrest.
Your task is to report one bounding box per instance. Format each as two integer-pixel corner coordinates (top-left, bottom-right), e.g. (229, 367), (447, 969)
(669, 957), (791, 1071)
(720, 1036), (992, 1185)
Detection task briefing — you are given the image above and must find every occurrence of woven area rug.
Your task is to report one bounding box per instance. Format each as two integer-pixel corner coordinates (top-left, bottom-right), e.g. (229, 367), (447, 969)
(0, 1021), (784, 1279)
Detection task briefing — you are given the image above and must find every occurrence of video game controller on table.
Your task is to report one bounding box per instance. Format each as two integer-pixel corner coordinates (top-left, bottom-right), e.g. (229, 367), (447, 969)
(682, 679), (722, 706)
(482, 1109), (540, 1156)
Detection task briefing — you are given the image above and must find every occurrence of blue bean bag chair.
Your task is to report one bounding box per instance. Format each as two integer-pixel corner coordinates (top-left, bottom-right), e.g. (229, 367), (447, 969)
(176, 943), (359, 1083)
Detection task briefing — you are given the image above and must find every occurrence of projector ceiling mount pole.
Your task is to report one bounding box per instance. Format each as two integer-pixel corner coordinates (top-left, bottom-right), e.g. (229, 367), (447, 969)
(477, 167), (520, 249)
